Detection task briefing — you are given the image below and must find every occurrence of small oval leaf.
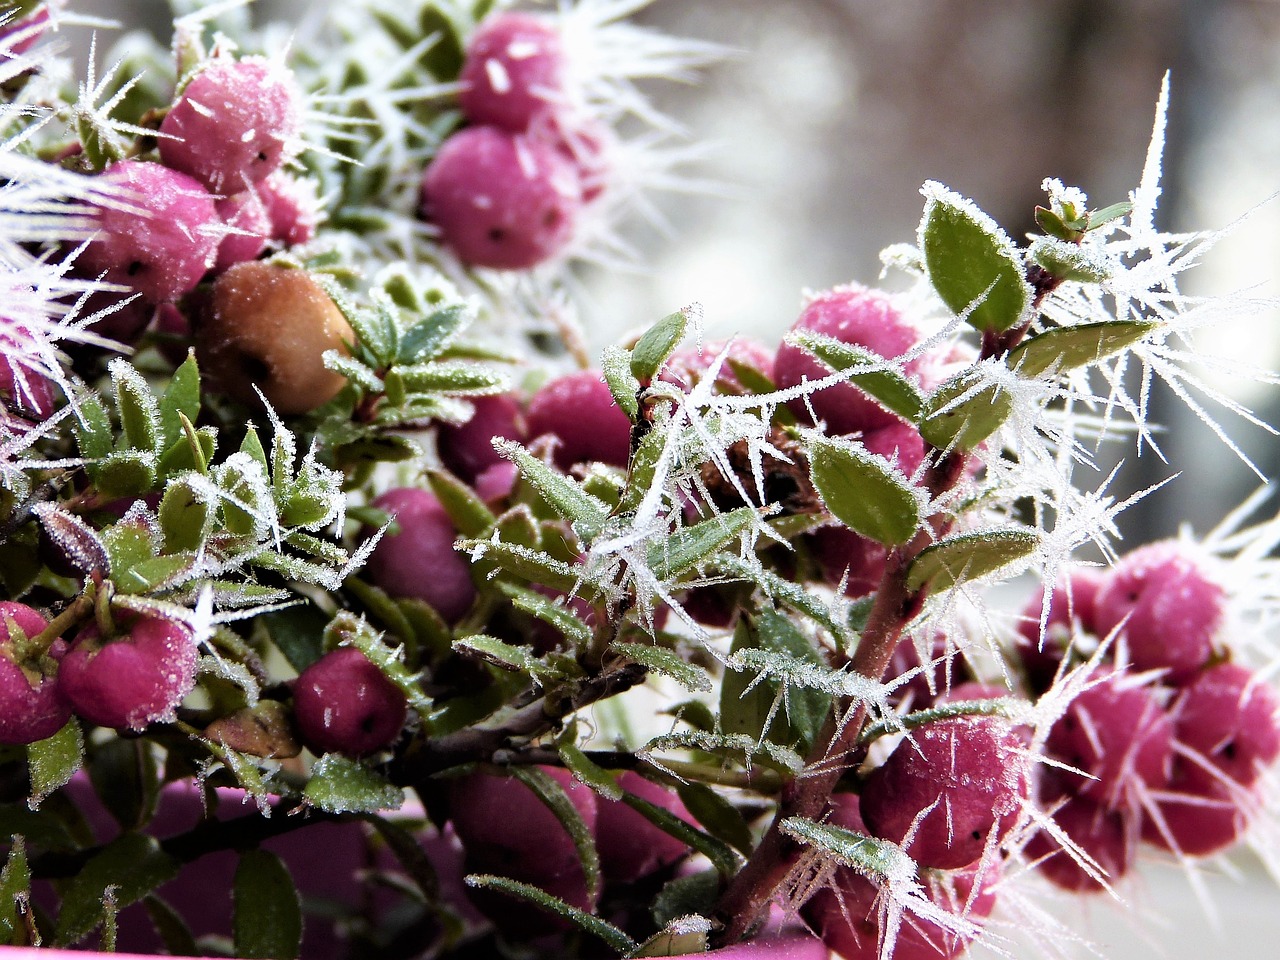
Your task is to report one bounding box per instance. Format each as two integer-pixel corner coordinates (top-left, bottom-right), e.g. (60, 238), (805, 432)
(808, 435), (921, 547)
(919, 369), (1013, 451)
(233, 850), (302, 960)
(1007, 320), (1158, 379)
(905, 529), (1040, 594)
(631, 310), (688, 385)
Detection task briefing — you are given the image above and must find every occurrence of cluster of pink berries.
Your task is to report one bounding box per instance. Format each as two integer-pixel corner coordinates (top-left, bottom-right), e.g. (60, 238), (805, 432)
(0, 601), (196, 742)
(421, 12), (610, 269)
(1017, 545), (1280, 890)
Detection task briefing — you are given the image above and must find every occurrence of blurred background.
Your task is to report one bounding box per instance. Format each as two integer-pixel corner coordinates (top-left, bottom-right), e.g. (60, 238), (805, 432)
(55, 2), (1280, 956)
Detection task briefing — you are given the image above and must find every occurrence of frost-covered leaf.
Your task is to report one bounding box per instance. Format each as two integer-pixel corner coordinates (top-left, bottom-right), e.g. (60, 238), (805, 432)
(905, 529), (1040, 594)
(55, 834), (179, 946)
(613, 642), (711, 692)
(27, 720), (83, 810)
(110, 357), (160, 455)
(158, 354), (201, 451)
(675, 781), (754, 856)
(512, 765), (603, 901)
(632, 916), (712, 958)
(919, 369), (1012, 452)
(631, 310), (688, 385)
(557, 736), (622, 800)
(618, 789), (739, 877)
(497, 439), (610, 542)
(453, 633), (560, 681)
(921, 183), (1031, 333)
(32, 502), (109, 577)
(427, 468), (496, 538)
(115, 552), (198, 594)
(159, 477), (213, 553)
(74, 392), (113, 460)
(93, 448), (157, 498)
(0, 838), (30, 945)
(1007, 320), (1157, 378)
(461, 536), (599, 594)
(809, 435), (920, 546)
(714, 554), (857, 651)
(643, 730), (804, 776)
(304, 754), (405, 814)
(398, 303), (470, 363)
(329, 612), (430, 711)
(464, 876), (636, 954)
(860, 697), (1030, 745)
(500, 582), (592, 645)
(647, 507), (757, 581)
(780, 817), (914, 882)
(393, 360), (505, 395)
(603, 344), (641, 418)
(1028, 236), (1112, 283)
(790, 329), (924, 422)
(651, 870), (720, 931)
(233, 850), (302, 960)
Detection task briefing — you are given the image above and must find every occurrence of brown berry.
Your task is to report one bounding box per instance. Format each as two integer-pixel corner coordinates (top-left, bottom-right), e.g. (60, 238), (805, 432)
(196, 261), (354, 414)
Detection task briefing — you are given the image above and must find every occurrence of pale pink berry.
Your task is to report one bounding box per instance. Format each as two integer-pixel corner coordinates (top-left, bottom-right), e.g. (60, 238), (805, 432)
(549, 116), (613, 203)
(258, 171), (318, 247)
(459, 12), (567, 131)
(1025, 796), (1133, 893)
(159, 57), (303, 193)
(525, 369), (631, 470)
(1142, 762), (1254, 856)
(79, 161), (219, 303)
(663, 338), (777, 393)
(0, 328), (55, 419)
(1093, 541), (1224, 682)
(450, 767), (599, 935)
(292, 647), (407, 756)
(437, 393), (526, 483)
(59, 614), (197, 731)
(363, 488), (476, 624)
(775, 284), (924, 435)
(213, 189), (270, 272)
(0, 602), (71, 745)
(883, 634), (951, 708)
(860, 716), (1030, 870)
(596, 771), (692, 883)
(473, 461), (519, 504)
(1172, 663), (1280, 787)
(1045, 670), (1173, 811)
(421, 126), (581, 270)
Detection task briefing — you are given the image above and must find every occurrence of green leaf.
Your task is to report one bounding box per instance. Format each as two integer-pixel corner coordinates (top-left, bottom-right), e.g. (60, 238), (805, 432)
(905, 529), (1039, 594)
(499, 582), (592, 645)
(714, 554), (858, 652)
(721, 615), (830, 752)
(114, 552), (196, 594)
(27, 720), (83, 809)
(647, 507), (758, 581)
(675, 781), (754, 856)
(1087, 200), (1132, 231)
(557, 735), (622, 800)
(464, 875), (636, 954)
(918, 369), (1012, 452)
(808, 435), (921, 546)
(304, 754), (405, 814)
(651, 870), (720, 930)
(156, 423), (216, 479)
(427, 468), (497, 538)
(233, 850), (302, 960)
(110, 357), (160, 455)
(511, 765), (603, 901)
(632, 919), (711, 958)
(101, 522), (155, 578)
(0, 838), (30, 945)
(158, 353), (201, 450)
(93, 448), (156, 498)
(240, 426), (269, 472)
(74, 393), (113, 460)
(790, 329), (924, 422)
(143, 895), (198, 958)
(602, 344), (641, 418)
(418, 8), (466, 80)
(920, 183), (1031, 333)
(1027, 237), (1112, 284)
(55, 834), (180, 945)
(399, 304), (469, 363)
(457, 539), (590, 594)
(1034, 205), (1078, 242)
(859, 696), (1028, 745)
(613, 642), (711, 692)
(262, 603), (329, 673)
(334, 435), (419, 471)
(1007, 320), (1157, 378)
(394, 360), (505, 395)
(159, 478), (213, 553)
(619, 427), (666, 514)
(631, 310), (688, 385)
(87, 738), (158, 833)
(361, 813), (440, 901)
(498, 439), (611, 543)
(779, 816), (914, 881)
(453, 633), (556, 680)
(618, 790), (739, 877)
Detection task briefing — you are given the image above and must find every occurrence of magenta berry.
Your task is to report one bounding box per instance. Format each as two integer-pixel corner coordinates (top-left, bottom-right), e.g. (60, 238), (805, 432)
(79, 161), (219, 303)
(1025, 796), (1133, 893)
(1142, 762), (1254, 856)
(775, 284), (924, 435)
(459, 12), (567, 131)
(1172, 662), (1280, 786)
(1093, 540), (1224, 681)
(862, 420), (928, 479)
(473, 460), (519, 504)
(0, 602), (71, 745)
(437, 393), (526, 483)
(293, 647), (407, 755)
(596, 771), (692, 883)
(59, 613), (197, 731)
(213, 189), (270, 272)
(1015, 567), (1106, 693)
(258, 171), (318, 247)
(860, 715), (1030, 870)
(0, 329), (55, 419)
(421, 126), (581, 270)
(363, 488), (476, 624)
(1045, 670), (1173, 810)
(0, 6), (49, 58)
(663, 337), (777, 393)
(525, 369), (631, 470)
(159, 57), (303, 193)
(811, 526), (889, 599)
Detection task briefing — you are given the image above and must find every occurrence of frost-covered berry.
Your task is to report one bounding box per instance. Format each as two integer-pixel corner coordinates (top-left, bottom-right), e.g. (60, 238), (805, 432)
(860, 716), (1030, 870)
(775, 284), (924, 435)
(59, 613), (197, 731)
(1045, 670), (1173, 810)
(0, 335), (54, 419)
(1142, 762), (1254, 856)
(450, 767), (599, 935)
(421, 126), (581, 270)
(437, 393), (526, 483)
(79, 161), (219, 303)
(195, 261), (354, 414)
(0, 5), (50, 58)
(1093, 541), (1224, 682)
(363, 488), (476, 624)
(459, 12), (567, 131)
(1172, 663), (1280, 786)
(0, 602), (71, 745)
(213, 190), (270, 273)
(811, 526), (889, 600)
(1024, 796), (1133, 893)
(1015, 567), (1106, 693)
(596, 771), (692, 883)
(664, 337), (776, 393)
(258, 172), (318, 247)
(293, 647), (407, 756)
(526, 369), (631, 470)
(159, 57), (303, 193)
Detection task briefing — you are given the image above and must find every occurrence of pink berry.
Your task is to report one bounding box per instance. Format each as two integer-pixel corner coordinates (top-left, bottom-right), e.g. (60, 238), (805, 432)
(213, 189), (270, 272)
(1025, 796), (1133, 893)
(596, 771), (692, 883)
(459, 13), (567, 131)
(0, 602), (71, 745)
(437, 393), (526, 483)
(1172, 663), (1280, 787)
(79, 161), (219, 303)
(1015, 568), (1106, 693)
(1093, 541), (1224, 682)
(258, 171), (318, 247)
(421, 126), (581, 270)
(363, 488), (476, 624)
(450, 767), (599, 935)
(59, 613), (197, 731)
(883, 634), (951, 709)
(664, 338), (777, 393)
(292, 647), (408, 756)
(1045, 670), (1173, 811)
(1142, 762), (1254, 856)
(525, 370), (631, 470)
(775, 284), (924, 435)
(473, 460), (519, 504)
(0, 330), (55, 419)
(860, 716), (1030, 870)
(159, 57), (303, 193)
(811, 526), (889, 599)
(0, 7), (49, 58)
